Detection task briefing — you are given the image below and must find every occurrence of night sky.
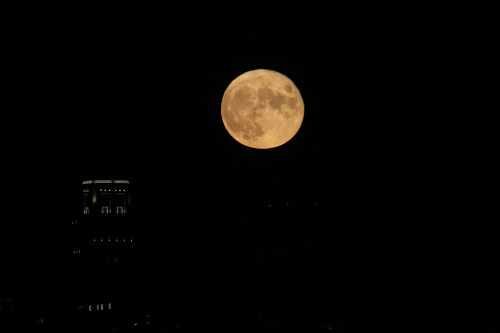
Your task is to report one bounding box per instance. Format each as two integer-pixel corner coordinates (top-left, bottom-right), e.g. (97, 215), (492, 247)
(2, 3), (499, 331)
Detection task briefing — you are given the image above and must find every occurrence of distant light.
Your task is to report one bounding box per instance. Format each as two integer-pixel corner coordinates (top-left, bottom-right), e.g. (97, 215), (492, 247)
(108, 302), (112, 310)
(89, 305), (92, 312)
(133, 322), (138, 326)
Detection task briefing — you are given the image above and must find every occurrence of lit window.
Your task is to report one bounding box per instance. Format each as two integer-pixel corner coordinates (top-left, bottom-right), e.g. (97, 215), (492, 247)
(84, 207), (89, 215)
(101, 237), (103, 242)
(116, 206), (124, 214)
(130, 237), (133, 243)
(93, 237), (96, 242)
(123, 237), (126, 242)
(101, 303), (104, 310)
(97, 304), (100, 311)
(108, 237), (111, 242)
(101, 206), (110, 214)
(115, 237), (118, 243)
(89, 305), (92, 312)
(108, 302), (112, 310)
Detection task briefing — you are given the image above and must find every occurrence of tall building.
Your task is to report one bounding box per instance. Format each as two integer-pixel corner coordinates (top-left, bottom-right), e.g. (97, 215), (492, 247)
(68, 180), (151, 332)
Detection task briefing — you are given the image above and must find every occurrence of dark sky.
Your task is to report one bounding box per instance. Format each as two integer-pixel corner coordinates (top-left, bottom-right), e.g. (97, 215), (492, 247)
(2, 3), (499, 326)
(3, 4), (497, 217)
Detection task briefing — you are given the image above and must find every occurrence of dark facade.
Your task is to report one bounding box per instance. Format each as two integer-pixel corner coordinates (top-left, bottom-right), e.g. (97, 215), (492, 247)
(68, 180), (151, 332)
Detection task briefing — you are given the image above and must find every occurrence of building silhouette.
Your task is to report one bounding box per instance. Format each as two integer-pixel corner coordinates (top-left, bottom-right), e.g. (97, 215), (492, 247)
(68, 180), (151, 332)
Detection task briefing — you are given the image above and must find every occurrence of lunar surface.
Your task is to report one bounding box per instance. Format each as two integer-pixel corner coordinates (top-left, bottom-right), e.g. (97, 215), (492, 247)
(221, 69), (304, 149)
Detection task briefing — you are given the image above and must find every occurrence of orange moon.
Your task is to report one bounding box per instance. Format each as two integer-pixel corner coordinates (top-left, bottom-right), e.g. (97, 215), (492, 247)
(221, 69), (304, 149)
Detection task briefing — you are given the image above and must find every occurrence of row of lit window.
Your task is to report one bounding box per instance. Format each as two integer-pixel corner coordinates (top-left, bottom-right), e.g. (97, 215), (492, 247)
(77, 302), (112, 311)
(72, 249), (81, 254)
(94, 236), (133, 243)
(83, 206), (126, 215)
(71, 220), (78, 225)
(83, 188), (127, 193)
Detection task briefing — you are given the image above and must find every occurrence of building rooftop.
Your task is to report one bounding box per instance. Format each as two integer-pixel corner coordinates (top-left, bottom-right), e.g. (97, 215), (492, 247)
(82, 180), (129, 185)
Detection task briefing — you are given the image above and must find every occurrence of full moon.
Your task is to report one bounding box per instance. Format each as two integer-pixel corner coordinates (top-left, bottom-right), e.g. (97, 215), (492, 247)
(221, 69), (304, 149)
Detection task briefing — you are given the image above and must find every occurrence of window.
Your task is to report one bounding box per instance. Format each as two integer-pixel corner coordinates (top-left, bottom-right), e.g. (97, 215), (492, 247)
(101, 206), (109, 214)
(97, 304), (100, 311)
(108, 302), (112, 310)
(89, 305), (92, 312)
(116, 206), (124, 214)
(84, 207), (89, 215)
